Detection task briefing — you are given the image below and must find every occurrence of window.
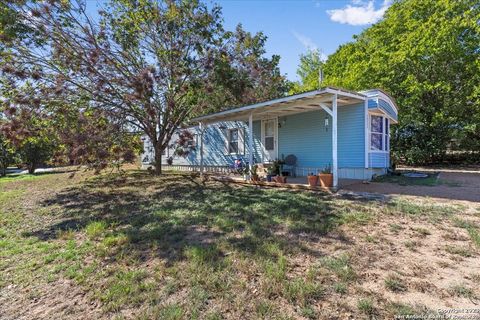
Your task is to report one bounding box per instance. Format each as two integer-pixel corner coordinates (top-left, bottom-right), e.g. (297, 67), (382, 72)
(370, 115), (389, 151)
(264, 120), (275, 151)
(228, 129), (239, 154)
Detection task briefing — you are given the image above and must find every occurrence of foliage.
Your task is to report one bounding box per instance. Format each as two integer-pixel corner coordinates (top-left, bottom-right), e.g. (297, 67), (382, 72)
(2, 0), (289, 174)
(289, 49), (324, 94)
(0, 133), (17, 176)
(53, 103), (142, 172)
(0, 97), (57, 174)
(295, 0), (480, 165)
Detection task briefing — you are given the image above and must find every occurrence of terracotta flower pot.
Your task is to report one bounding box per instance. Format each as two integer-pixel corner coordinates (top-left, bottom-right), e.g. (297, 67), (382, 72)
(318, 173), (333, 187)
(307, 175), (318, 187)
(318, 173), (333, 188)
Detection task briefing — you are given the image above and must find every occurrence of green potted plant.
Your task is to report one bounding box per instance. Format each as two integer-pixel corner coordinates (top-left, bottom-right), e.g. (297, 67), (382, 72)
(307, 172), (318, 187)
(318, 164), (333, 187)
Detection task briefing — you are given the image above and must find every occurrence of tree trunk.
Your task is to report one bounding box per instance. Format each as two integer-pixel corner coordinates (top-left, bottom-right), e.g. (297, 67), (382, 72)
(154, 144), (162, 175)
(0, 164), (6, 177)
(28, 162), (36, 174)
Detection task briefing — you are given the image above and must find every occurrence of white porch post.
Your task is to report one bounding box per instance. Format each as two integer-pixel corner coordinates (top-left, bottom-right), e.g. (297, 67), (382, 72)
(332, 94), (338, 188)
(364, 98), (369, 169)
(248, 113), (254, 171)
(199, 122), (204, 174)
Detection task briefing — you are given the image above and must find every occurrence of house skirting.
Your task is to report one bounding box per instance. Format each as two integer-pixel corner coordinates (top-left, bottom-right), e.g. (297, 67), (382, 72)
(141, 164), (386, 180)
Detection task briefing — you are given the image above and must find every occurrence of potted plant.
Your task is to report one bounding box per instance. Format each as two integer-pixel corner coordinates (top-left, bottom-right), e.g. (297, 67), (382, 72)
(318, 164), (333, 187)
(275, 166), (287, 184)
(307, 172), (318, 187)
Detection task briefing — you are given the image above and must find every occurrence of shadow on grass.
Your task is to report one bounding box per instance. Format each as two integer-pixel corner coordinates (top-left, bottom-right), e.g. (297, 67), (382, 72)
(25, 171), (373, 265)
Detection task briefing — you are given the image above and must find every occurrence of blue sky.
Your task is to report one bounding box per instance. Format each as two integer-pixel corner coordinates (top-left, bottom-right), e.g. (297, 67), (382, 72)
(86, 0), (391, 81)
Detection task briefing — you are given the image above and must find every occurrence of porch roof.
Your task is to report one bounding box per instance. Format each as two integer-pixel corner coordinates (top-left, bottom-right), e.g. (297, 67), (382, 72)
(191, 86), (366, 124)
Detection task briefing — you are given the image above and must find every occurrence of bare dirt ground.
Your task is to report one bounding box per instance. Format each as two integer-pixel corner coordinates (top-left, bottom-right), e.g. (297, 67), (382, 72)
(344, 170), (480, 203)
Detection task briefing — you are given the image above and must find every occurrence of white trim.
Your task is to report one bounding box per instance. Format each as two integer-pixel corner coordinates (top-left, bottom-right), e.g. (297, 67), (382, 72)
(368, 107), (398, 124)
(226, 128), (240, 155)
(248, 113), (253, 170)
(368, 114), (390, 152)
(199, 122), (204, 174)
(332, 94), (338, 188)
(191, 87), (366, 123)
(376, 92), (398, 114)
(364, 99), (369, 169)
(260, 117), (278, 161)
(320, 103), (333, 116)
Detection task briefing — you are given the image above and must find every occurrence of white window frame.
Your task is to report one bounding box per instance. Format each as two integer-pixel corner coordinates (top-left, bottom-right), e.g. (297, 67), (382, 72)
(227, 128), (239, 155)
(369, 114), (390, 153)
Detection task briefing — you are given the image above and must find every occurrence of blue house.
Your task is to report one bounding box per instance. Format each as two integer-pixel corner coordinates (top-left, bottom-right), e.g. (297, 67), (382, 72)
(141, 87), (398, 188)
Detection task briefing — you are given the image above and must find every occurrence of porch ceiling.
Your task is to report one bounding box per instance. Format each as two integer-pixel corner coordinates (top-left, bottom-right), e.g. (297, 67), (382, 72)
(191, 87), (366, 124)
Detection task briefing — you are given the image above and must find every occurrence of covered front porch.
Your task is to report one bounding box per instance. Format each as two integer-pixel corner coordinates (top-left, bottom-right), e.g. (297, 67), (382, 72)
(191, 87), (369, 188)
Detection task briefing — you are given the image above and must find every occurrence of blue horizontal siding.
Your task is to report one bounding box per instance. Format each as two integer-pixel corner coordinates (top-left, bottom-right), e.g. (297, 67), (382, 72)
(163, 121), (263, 166)
(338, 103), (365, 168)
(369, 152), (389, 168)
(278, 110), (332, 168)
(378, 99), (398, 121)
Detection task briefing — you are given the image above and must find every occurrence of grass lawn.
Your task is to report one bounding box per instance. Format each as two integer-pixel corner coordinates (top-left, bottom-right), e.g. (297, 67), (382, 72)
(1, 169), (479, 319)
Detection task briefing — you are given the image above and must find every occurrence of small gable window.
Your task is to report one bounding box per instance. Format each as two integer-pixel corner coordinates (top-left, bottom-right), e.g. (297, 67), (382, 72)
(370, 115), (389, 151)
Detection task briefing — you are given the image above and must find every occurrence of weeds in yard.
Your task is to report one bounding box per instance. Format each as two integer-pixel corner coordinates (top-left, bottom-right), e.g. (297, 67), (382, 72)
(445, 245), (474, 258)
(385, 274), (407, 292)
(85, 221), (108, 239)
(357, 298), (375, 315)
(284, 277), (323, 306)
(2, 169), (479, 319)
(320, 254), (356, 283)
(412, 227), (431, 237)
(449, 284), (475, 299)
(405, 240), (419, 251)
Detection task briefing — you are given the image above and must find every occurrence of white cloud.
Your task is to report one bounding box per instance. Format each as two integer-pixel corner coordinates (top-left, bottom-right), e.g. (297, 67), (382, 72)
(327, 0), (391, 26)
(292, 31), (318, 51)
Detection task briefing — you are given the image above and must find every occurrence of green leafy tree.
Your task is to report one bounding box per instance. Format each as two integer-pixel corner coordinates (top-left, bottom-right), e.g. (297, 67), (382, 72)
(290, 49), (324, 94)
(0, 134), (17, 177)
(320, 0), (480, 164)
(3, 0), (288, 175)
(1, 104), (57, 174)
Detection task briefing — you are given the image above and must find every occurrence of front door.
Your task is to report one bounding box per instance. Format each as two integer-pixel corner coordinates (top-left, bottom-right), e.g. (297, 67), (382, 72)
(261, 118), (277, 161)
